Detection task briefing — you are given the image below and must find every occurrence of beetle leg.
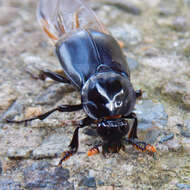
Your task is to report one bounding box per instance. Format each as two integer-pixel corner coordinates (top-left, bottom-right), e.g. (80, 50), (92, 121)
(74, 11), (80, 28)
(135, 89), (142, 99)
(41, 18), (58, 41)
(126, 138), (156, 154)
(7, 104), (83, 124)
(57, 12), (65, 34)
(58, 117), (94, 166)
(39, 69), (71, 84)
(87, 142), (102, 157)
(117, 40), (124, 48)
(125, 112), (138, 139)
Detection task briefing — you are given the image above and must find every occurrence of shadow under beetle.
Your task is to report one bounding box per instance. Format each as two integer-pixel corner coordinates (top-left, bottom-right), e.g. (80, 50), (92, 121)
(7, 0), (156, 166)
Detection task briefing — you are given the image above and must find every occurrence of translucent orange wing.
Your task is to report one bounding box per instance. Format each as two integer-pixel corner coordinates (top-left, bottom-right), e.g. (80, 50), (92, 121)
(37, 0), (108, 44)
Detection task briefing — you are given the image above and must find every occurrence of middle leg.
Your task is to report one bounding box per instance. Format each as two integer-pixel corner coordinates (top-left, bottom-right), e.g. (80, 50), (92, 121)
(7, 104), (83, 124)
(125, 112), (156, 153)
(39, 69), (71, 84)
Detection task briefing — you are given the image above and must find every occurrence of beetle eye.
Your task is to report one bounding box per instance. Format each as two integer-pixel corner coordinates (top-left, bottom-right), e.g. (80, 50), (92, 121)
(115, 100), (122, 108)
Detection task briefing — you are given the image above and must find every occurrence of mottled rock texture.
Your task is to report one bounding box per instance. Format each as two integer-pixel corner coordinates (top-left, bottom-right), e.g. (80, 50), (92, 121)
(0, 0), (190, 189)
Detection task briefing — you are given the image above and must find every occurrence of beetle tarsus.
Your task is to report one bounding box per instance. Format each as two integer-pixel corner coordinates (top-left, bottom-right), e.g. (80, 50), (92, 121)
(87, 144), (101, 156)
(58, 150), (75, 166)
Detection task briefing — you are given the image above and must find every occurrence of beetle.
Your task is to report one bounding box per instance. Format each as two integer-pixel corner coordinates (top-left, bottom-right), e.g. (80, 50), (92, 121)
(7, 0), (156, 166)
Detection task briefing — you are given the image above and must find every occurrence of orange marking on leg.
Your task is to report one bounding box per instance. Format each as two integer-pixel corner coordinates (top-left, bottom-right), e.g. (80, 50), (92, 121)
(87, 147), (99, 156)
(133, 144), (143, 152)
(43, 25), (58, 40)
(58, 151), (73, 167)
(145, 144), (157, 153)
(41, 19), (58, 40)
(57, 13), (65, 34)
(74, 11), (80, 28)
(117, 40), (125, 48)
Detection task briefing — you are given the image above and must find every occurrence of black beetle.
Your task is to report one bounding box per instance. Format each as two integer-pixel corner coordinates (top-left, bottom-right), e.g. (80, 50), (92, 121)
(7, 0), (156, 166)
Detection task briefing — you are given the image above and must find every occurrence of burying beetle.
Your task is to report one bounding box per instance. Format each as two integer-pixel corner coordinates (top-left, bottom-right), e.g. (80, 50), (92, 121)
(7, 0), (156, 166)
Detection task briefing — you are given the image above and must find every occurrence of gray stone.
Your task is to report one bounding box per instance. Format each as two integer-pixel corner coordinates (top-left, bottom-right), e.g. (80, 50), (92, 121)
(0, 126), (45, 158)
(180, 119), (190, 138)
(0, 159), (2, 174)
(158, 7), (175, 16)
(165, 139), (182, 152)
(97, 180), (104, 186)
(0, 82), (17, 117)
(34, 83), (73, 105)
(184, 0), (190, 6)
(23, 161), (73, 190)
(184, 119), (190, 131)
(0, 100), (24, 124)
(32, 131), (70, 159)
(135, 100), (168, 130)
(0, 177), (22, 190)
(176, 183), (190, 189)
(127, 57), (139, 71)
(159, 133), (174, 143)
(79, 177), (96, 188)
(1, 0), (190, 189)
(145, 129), (161, 144)
(172, 17), (188, 31)
(0, 7), (19, 25)
(102, 0), (141, 15)
(162, 81), (190, 110)
(109, 24), (142, 47)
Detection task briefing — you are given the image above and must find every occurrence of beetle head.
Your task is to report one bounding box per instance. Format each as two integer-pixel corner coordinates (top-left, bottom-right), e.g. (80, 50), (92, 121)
(81, 71), (136, 120)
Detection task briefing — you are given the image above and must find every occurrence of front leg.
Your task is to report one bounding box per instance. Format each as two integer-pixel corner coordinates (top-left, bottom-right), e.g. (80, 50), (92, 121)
(58, 117), (94, 166)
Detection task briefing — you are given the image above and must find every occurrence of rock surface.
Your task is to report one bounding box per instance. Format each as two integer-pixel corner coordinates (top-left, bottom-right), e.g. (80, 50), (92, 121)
(0, 0), (190, 189)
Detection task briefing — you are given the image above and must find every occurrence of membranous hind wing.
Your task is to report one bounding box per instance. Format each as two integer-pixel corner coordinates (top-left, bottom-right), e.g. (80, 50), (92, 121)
(37, 0), (108, 43)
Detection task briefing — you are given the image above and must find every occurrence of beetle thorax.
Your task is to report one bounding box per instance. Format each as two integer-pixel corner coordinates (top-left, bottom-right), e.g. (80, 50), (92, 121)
(81, 71), (136, 120)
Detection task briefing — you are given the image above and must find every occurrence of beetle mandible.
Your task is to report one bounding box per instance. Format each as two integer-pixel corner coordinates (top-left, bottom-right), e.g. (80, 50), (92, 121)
(8, 0), (156, 166)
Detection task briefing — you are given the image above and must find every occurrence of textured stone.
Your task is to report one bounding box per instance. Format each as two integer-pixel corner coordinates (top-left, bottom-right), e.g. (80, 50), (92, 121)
(0, 126), (45, 158)
(135, 100), (168, 130)
(172, 17), (188, 31)
(102, 0), (141, 15)
(0, 0), (190, 189)
(0, 177), (21, 190)
(23, 161), (73, 190)
(127, 57), (139, 71)
(79, 177), (96, 188)
(32, 131), (70, 159)
(164, 139), (182, 152)
(34, 83), (73, 105)
(176, 183), (190, 189)
(159, 133), (174, 143)
(109, 24), (142, 47)
(0, 100), (23, 125)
